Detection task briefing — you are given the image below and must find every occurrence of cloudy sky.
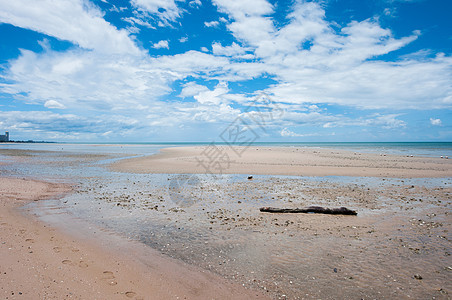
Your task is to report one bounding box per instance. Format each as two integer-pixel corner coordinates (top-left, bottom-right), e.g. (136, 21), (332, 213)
(0, 0), (451, 142)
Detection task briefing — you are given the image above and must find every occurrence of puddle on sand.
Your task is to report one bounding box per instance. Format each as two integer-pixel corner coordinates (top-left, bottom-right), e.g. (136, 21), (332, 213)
(2, 145), (451, 299)
(57, 172), (451, 299)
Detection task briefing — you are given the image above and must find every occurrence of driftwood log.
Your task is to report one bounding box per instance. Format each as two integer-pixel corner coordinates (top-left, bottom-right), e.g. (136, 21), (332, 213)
(259, 206), (357, 215)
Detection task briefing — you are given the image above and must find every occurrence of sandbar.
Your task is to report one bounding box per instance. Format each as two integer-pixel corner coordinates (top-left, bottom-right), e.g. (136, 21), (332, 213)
(111, 146), (452, 178)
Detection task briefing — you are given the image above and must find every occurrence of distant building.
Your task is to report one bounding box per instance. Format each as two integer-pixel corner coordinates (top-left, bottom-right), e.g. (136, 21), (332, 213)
(0, 132), (9, 142)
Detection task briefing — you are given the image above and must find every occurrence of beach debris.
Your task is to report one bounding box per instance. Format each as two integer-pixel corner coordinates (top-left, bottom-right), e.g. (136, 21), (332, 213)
(413, 274), (423, 280)
(248, 175), (253, 180)
(259, 206), (357, 215)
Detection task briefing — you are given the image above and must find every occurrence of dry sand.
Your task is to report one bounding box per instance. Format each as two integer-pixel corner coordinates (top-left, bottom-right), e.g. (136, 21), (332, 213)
(111, 146), (452, 178)
(0, 177), (267, 299)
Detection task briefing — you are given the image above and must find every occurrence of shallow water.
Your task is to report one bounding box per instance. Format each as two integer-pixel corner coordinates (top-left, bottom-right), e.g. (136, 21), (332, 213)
(1, 144), (451, 299)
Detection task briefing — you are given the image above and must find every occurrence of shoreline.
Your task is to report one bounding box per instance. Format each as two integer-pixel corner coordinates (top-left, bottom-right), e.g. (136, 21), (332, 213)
(0, 177), (267, 299)
(1, 144), (451, 299)
(111, 146), (452, 178)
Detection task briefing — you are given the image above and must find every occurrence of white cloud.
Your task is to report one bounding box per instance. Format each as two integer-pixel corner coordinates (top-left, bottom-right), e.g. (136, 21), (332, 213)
(122, 16), (155, 29)
(212, 42), (248, 57)
(0, 0), (141, 55)
(146, 100), (241, 126)
(0, 0), (450, 142)
(338, 20), (419, 63)
(190, 103), (239, 123)
(152, 40), (169, 49)
(364, 114), (406, 129)
(151, 50), (230, 77)
(1, 43), (234, 123)
(430, 118), (442, 126)
(210, 1), (452, 110)
(1, 48), (175, 111)
(179, 82), (209, 98)
(204, 21), (220, 28)
(281, 128), (300, 137)
(280, 128), (319, 137)
(44, 100), (66, 109)
(193, 82), (229, 105)
(131, 0), (182, 22)
(189, 0), (202, 7)
(213, 0), (275, 50)
(0, 110), (142, 140)
(273, 111), (408, 132)
(213, 0), (274, 18)
(323, 122), (335, 128)
(383, 7), (396, 17)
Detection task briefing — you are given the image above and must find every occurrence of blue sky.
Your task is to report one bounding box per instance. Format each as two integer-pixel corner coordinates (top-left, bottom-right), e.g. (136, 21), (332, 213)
(0, 0), (451, 142)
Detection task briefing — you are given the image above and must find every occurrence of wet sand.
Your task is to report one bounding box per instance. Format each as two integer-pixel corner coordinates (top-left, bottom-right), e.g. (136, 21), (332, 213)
(111, 146), (452, 178)
(0, 177), (267, 299)
(1, 145), (451, 299)
(108, 146), (452, 299)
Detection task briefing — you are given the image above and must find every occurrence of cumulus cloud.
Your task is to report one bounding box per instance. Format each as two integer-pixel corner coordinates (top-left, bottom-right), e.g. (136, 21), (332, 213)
(179, 82), (210, 98)
(0, 0), (141, 55)
(280, 128), (302, 137)
(213, 0), (274, 18)
(193, 82), (229, 105)
(1, 48), (175, 111)
(0, 0), (450, 141)
(152, 40), (169, 49)
(213, 0), (452, 110)
(430, 118), (442, 126)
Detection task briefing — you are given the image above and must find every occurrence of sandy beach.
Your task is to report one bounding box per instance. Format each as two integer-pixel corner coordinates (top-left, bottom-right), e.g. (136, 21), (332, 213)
(109, 146), (451, 299)
(111, 146), (452, 177)
(0, 177), (267, 299)
(1, 144), (451, 299)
